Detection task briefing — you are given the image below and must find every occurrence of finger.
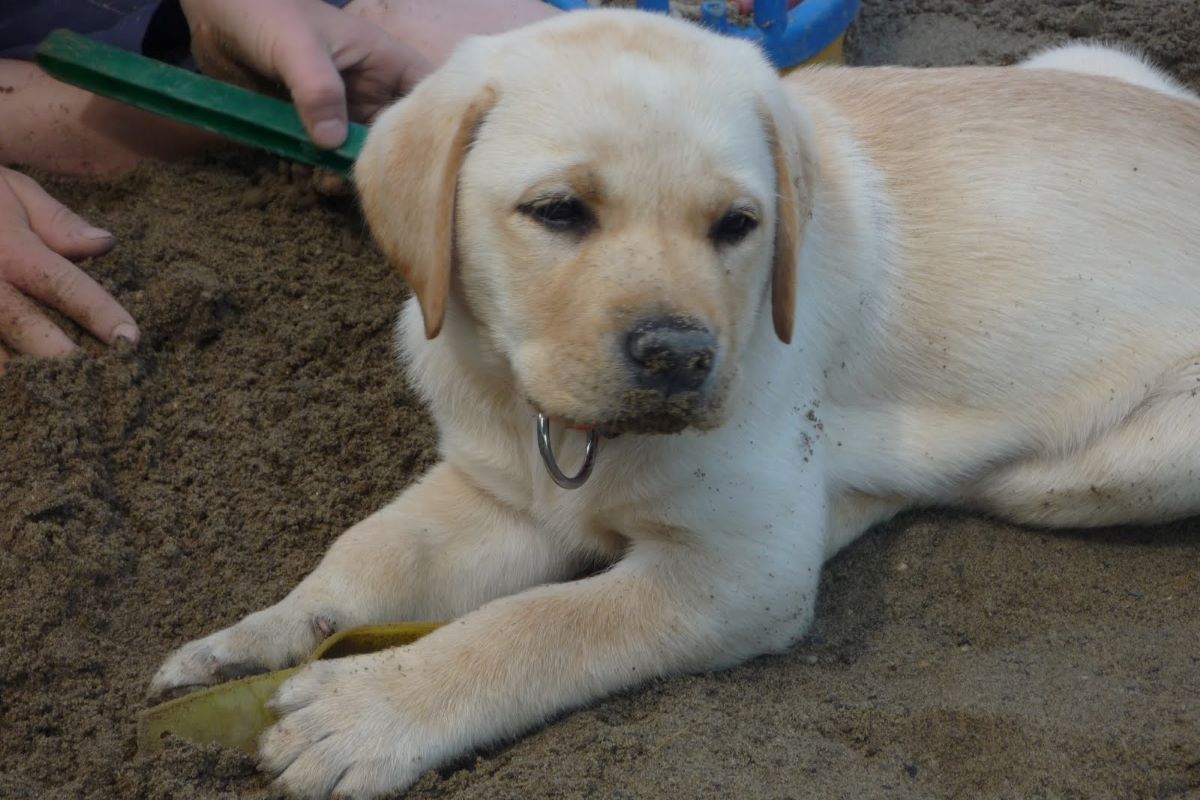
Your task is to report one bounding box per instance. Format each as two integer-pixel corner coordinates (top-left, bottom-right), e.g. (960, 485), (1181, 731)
(334, 21), (433, 125)
(0, 280), (76, 358)
(7, 243), (138, 346)
(339, 29), (433, 118)
(270, 21), (351, 149)
(3, 169), (115, 260)
(312, 170), (351, 197)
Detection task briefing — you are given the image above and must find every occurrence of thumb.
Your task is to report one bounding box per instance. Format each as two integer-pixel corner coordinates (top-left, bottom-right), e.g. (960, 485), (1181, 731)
(271, 24), (351, 149)
(4, 170), (115, 260)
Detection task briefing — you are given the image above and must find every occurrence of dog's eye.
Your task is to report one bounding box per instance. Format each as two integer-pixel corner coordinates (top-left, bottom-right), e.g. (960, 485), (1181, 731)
(711, 210), (759, 246)
(520, 196), (593, 233)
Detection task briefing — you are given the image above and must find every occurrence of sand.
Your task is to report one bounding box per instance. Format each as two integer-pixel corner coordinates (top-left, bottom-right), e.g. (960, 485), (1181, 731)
(2, 2), (1198, 798)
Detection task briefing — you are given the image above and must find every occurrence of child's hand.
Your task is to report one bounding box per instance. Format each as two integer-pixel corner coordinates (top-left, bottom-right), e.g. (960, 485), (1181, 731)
(0, 167), (137, 371)
(345, 0), (560, 65)
(181, 0), (434, 148)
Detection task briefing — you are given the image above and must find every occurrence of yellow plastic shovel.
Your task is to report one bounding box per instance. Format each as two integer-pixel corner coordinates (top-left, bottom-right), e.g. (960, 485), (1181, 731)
(136, 622), (443, 756)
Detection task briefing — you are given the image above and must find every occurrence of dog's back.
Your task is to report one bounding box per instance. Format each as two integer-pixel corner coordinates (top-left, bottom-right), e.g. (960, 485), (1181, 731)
(785, 63), (1200, 419)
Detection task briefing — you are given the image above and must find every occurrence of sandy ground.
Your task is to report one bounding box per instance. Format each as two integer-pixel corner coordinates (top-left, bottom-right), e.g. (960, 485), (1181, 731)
(3, 1), (1199, 798)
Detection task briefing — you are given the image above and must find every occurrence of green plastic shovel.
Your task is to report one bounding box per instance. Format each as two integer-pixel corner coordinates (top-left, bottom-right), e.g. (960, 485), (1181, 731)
(35, 29), (365, 179)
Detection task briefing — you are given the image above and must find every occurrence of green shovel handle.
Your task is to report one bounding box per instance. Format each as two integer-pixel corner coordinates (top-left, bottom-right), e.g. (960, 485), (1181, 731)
(35, 29), (365, 179)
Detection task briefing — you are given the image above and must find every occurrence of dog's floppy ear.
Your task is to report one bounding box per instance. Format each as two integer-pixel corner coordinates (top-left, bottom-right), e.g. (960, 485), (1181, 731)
(759, 102), (815, 345)
(356, 57), (497, 339)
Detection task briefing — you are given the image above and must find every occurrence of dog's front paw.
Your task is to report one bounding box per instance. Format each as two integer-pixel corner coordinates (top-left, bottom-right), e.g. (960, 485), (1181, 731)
(261, 653), (440, 799)
(149, 607), (339, 702)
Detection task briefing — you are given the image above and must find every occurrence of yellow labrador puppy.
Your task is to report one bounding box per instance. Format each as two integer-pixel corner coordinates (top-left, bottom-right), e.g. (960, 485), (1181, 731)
(150, 10), (1200, 798)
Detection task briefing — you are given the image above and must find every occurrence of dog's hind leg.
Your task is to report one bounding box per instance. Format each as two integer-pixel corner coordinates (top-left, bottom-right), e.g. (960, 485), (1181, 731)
(966, 383), (1200, 528)
(148, 462), (585, 700)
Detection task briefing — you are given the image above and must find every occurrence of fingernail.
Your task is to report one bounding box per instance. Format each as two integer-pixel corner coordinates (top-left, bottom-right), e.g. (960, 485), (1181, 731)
(83, 226), (113, 240)
(312, 118), (347, 149)
(111, 322), (139, 344)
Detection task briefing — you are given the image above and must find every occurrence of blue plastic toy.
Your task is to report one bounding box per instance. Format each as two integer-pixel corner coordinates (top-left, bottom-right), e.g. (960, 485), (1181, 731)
(543, 0), (860, 71)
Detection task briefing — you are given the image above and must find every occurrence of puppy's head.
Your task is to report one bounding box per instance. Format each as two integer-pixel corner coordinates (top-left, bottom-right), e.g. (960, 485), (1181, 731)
(357, 10), (813, 434)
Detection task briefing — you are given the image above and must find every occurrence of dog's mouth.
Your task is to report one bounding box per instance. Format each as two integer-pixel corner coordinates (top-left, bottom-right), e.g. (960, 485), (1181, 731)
(535, 389), (727, 490)
(527, 364), (730, 489)
(536, 391), (723, 490)
(590, 388), (715, 435)
(540, 385), (723, 436)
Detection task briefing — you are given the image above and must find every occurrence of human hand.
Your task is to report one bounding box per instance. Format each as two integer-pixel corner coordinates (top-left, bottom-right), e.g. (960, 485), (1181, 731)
(345, 0), (561, 65)
(180, 0), (433, 149)
(0, 167), (137, 372)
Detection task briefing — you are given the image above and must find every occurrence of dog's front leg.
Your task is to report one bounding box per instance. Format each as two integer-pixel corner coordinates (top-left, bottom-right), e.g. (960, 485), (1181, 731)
(259, 505), (824, 799)
(149, 462), (582, 700)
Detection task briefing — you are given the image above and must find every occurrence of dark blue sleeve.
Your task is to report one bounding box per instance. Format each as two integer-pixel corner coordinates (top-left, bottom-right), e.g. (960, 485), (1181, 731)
(0, 0), (359, 63)
(0, 1), (166, 61)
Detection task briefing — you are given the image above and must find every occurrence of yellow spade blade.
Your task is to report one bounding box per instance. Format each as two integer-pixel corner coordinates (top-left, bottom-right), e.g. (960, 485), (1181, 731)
(136, 622), (444, 756)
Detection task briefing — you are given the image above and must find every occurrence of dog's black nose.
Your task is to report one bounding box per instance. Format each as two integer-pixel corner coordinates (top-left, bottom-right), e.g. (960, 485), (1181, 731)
(625, 317), (717, 394)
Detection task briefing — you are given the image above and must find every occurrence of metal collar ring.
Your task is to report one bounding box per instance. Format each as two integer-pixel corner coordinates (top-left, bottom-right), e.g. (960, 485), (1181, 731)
(536, 413), (598, 490)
